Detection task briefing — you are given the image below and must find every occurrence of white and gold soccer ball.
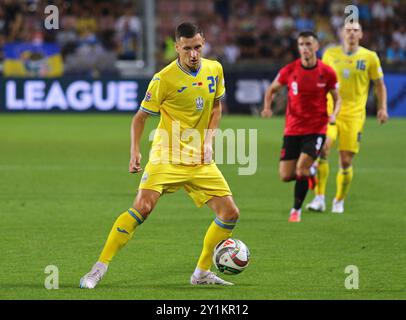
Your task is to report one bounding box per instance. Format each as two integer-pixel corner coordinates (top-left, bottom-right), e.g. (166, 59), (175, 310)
(213, 238), (250, 275)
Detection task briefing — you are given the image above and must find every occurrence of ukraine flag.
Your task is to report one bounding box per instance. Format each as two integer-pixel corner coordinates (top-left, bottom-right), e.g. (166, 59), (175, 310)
(4, 42), (64, 77)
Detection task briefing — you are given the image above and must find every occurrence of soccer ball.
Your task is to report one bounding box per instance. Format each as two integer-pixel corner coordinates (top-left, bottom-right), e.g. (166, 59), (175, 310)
(213, 238), (250, 275)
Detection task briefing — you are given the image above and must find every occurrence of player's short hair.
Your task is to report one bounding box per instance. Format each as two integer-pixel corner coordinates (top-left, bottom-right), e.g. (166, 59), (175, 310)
(297, 31), (318, 41)
(175, 22), (203, 41)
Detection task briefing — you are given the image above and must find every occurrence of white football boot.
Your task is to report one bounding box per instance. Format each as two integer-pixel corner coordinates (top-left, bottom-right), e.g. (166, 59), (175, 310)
(306, 196), (326, 212)
(332, 199), (344, 214)
(79, 262), (108, 289)
(190, 271), (234, 286)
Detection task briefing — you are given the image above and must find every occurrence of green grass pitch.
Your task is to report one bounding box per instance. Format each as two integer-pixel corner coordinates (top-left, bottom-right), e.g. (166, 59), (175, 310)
(0, 114), (405, 300)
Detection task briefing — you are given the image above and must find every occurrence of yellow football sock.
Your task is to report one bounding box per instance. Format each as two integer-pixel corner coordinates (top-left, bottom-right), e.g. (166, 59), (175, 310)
(335, 167), (353, 201)
(197, 217), (237, 271)
(98, 208), (145, 265)
(315, 158), (329, 196)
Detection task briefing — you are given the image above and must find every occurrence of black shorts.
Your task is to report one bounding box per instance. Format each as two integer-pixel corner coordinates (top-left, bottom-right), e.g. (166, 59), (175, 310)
(280, 134), (326, 161)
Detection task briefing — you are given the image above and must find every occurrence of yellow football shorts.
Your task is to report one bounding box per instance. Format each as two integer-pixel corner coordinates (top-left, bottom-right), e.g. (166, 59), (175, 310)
(138, 162), (232, 207)
(327, 117), (365, 154)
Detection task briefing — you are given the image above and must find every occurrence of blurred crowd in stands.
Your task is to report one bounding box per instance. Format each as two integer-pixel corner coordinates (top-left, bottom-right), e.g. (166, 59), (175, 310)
(157, 0), (406, 68)
(1, 0), (406, 76)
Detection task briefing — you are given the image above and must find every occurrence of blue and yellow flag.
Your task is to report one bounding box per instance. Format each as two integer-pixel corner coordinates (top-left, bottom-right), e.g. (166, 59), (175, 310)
(4, 42), (64, 77)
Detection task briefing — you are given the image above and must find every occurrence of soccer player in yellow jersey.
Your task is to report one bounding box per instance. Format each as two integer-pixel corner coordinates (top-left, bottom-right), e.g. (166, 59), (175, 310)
(80, 23), (239, 288)
(306, 22), (389, 214)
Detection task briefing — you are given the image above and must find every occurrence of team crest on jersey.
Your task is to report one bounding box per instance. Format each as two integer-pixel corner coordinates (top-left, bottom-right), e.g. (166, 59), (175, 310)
(343, 69), (350, 79)
(196, 97), (204, 111)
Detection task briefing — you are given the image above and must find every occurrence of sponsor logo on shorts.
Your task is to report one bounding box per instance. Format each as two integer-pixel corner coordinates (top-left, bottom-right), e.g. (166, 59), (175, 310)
(141, 172), (149, 182)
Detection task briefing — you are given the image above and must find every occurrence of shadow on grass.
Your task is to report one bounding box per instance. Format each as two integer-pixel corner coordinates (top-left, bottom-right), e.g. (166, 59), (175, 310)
(0, 281), (256, 291)
(100, 281), (257, 291)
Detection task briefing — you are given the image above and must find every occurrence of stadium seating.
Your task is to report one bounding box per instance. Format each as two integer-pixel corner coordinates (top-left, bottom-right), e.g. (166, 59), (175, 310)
(1, 0), (405, 76)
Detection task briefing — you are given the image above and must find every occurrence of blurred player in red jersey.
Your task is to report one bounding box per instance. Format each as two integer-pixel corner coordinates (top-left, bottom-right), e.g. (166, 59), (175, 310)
(261, 31), (341, 222)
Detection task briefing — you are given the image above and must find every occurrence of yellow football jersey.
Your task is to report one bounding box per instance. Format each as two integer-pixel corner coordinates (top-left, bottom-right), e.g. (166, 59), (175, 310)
(323, 46), (383, 119)
(140, 58), (225, 165)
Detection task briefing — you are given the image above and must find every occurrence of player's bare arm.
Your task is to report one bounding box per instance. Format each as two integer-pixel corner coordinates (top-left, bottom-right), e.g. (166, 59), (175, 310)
(374, 78), (389, 124)
(129, 110), (150, 173)
(204, 99), (222, 163)
(261, 79), (283, 118)
(328, 88), (341, 124)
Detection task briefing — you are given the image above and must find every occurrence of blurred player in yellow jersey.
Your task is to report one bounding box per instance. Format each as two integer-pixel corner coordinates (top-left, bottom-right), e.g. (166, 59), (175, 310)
(80, 23), (240, 288)
(307, 22), (389, 214)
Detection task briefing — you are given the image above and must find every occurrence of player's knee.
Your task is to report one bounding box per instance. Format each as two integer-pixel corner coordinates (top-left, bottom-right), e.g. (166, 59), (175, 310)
(280, 172), (295, 182)
(340, 153), (354, 168)
(133, 199), (154, 218)
(221, 205), (240, 221)
(341, 159), (352, 169)
(295, 167), (309, 178)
